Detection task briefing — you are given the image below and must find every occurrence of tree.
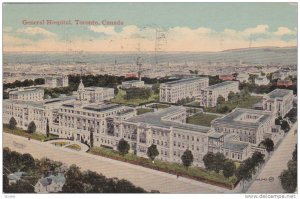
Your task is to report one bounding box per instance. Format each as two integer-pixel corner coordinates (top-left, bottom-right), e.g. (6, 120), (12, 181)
(117, 139), (130, 155)
(62, 164), (85, 193)
(236, 163), (253, 191)
(9, 117), (17, 130)
(27, 121), (36, 134)
(7, 180), (35, 193)
(219, 106), (229, 113)
(213, 152), (226, 173)
(34, 78), (45, 85)
(20, 153), (35, 171)
(181, 149), (194, 169)
(217, 95), (225, 105)
(62, 179), (85, 193)
(260, 138), (274, 153)
(203, 152), (215, 170)
(46, 118), (50, 137)
(115, 179), (146, 193)
(147, 144), (159, 162)
(281, 120), (290, 132)
(251, 151), (265, 167)
(222, 160), (236, 178)
(292, 144), (297, 162)
(287, 160), (297, 175)
(3, 174), (10, 193)
(228, 91), (236, 103)
(279, 169), (297, 193)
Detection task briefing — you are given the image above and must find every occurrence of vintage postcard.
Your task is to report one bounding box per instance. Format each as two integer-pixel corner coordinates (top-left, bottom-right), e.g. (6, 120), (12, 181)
(2, 2), (298, 197)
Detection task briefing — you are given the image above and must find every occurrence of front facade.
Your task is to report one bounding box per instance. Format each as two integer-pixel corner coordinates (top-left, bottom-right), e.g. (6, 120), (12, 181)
(54, 102), (135, 147)
(8, 87), (44, 102)
(160, 77), (209, 103)
(199, 81), (239, 107)
(44, 75), (69, 88)
(262, 89), (294, 117)
(114, 106), (211, 167)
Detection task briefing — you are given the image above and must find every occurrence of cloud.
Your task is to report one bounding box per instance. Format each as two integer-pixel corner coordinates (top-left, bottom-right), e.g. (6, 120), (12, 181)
(3, 24), (297, 52)
(89, 25), (116, 35)
(16, 27), (56, 37)
(242, 25), (269, 36)
(274, 27), (296, 36)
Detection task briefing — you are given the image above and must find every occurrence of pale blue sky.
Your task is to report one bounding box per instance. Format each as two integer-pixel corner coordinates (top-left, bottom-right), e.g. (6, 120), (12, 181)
(3, 3), (298, 52)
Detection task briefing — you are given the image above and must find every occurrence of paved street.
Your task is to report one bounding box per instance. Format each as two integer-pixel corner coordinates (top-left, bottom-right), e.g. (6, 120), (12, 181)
(247, 122), (298, 193)
(3, 132), (227, 193)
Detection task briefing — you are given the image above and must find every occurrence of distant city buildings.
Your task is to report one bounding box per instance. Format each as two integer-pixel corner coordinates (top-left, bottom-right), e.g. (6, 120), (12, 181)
(262, 89), (293, 117)
(277, 79), (293, 87)
(199, 81), (239, 107)
(219, 74), (235, 81)
(160, 77), (209, 103)
(44, 75), (69, 88)
(236, 73), (249, 83)
(121, 80), (145, 89)
(8, 87), (44, 102)
(254, 76), (270, 86)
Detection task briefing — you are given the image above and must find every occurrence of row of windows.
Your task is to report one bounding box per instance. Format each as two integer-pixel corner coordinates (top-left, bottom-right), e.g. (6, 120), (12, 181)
(60, 109), (122, 118)
(174, 133), (205, 142)
(153, 139), (168, 147)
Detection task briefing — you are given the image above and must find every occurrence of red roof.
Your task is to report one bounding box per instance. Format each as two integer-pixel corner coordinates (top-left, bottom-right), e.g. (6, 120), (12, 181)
(219, 75), (235, 81)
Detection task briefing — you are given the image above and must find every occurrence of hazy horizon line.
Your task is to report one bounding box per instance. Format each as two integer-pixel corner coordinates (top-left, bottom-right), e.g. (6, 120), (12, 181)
(3, 46), (297, 54)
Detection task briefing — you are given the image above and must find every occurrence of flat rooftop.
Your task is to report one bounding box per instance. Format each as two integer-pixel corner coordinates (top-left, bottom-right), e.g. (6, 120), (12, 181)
(122, 80), (144, 84)
(267, 89), (293, 99)
(9, 87), (43, 94)
(162, 77), (208, 86)
(223, 134), (249, 151)
(205, 81), (237, 90)
(4, 95), (75, 108)
(212, 108), (273, 130)
(126, 106), (210, 134)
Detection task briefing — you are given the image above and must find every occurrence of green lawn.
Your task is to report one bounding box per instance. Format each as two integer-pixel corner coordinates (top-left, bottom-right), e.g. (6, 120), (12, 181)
(137, 108), (154, 115)
(186, 113), (220, 127)
(148, 103), (170, 109)
(89, 146), (236, 188)
(3, 124), (58, 141)
(111, 89), (159, 106)
(205, 95), (263, 113)
(186, 101), (200, 107)
(51, 141), (69, 147)
(66, 144), (81, 151)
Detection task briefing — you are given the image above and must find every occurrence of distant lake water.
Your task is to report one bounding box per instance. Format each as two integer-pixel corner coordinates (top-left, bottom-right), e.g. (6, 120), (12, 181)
(3, 47), (297, 65)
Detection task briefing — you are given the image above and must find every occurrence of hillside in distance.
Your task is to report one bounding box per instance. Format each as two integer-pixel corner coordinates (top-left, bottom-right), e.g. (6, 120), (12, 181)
(3, 46), (297, 66)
